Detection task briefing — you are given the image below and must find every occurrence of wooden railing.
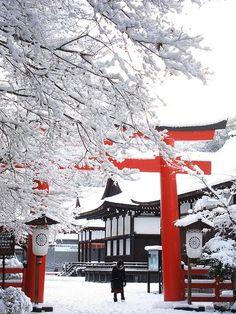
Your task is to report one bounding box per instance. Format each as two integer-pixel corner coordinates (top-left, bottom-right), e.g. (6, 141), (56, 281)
(0, 267), (25, 289)
(60, 261), (149, 282)
(184, 265), (234, 303)
(61, 261), (147, 276)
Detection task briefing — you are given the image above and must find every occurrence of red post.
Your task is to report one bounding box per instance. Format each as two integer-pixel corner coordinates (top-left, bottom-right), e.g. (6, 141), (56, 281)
(23, 180), (49, 303)
(23, 235), (46, 303)
(160, 137), (185, 301)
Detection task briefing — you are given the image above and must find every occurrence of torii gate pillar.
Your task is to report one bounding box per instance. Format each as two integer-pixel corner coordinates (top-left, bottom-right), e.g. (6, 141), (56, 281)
(160, 137), (185, 300)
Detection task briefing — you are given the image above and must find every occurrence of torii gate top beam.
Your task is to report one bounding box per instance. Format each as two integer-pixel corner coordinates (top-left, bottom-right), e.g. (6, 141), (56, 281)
(155, 120), (227, 141)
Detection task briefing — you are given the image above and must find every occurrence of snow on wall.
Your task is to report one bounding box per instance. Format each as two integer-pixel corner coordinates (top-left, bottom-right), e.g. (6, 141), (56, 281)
(134, 217), (160, 234)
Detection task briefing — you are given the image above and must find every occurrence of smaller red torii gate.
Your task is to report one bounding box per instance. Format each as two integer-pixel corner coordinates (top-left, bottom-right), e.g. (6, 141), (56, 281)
(24, 120), (226, 303)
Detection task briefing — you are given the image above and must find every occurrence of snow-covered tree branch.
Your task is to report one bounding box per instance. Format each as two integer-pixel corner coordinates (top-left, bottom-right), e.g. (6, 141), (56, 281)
(0, 0), (209, 237)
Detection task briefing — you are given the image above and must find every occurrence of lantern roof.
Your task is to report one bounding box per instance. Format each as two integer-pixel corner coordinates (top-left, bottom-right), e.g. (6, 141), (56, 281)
(25, 214), (59, 226)
(175, 213), (213, 229)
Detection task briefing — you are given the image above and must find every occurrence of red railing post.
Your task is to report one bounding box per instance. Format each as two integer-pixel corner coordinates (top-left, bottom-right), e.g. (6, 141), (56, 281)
(214, 276), (221, 302)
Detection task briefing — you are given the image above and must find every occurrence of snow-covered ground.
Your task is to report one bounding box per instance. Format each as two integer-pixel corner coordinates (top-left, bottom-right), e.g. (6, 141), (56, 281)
(44, 275), (219, 314)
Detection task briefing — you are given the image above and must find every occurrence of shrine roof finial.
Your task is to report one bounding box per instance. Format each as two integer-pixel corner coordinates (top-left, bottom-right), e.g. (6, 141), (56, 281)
(101, 178), (122, 200)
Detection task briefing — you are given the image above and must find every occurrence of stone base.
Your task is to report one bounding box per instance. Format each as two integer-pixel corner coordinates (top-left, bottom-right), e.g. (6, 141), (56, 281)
(32, 305), (53, 312)
(174, 305), (205, 312)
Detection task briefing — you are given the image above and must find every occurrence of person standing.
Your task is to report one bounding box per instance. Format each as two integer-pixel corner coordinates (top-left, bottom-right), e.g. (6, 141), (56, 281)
(111, 260), (126, 302)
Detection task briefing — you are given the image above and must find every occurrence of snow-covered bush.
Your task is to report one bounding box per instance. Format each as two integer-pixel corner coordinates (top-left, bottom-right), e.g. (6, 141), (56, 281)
(0, 287), (32, 314)
(193, 187), (236, 271)
(193, 185), (236, 306)
(203, 236), (236, 280)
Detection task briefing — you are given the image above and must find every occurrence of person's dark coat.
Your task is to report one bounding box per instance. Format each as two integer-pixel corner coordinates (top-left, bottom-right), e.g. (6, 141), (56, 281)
(111, 264), (126, 292)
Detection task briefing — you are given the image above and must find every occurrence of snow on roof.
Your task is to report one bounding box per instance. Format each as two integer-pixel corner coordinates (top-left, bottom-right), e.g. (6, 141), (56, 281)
(56, 233), (78, 240)
(78, 186), (105, 212)
(145, 245), (162, 251)
(82, 219), (105, 228)
(175, 213), (213, 228)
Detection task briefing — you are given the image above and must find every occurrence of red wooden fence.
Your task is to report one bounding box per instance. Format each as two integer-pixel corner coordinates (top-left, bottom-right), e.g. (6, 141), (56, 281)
(184, 265), (234, 303)
(0, 267), (25, 289)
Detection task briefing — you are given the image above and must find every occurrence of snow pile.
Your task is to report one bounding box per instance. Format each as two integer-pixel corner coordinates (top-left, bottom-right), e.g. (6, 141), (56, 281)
(0, 287), (32, 314)
(0, 257), (23, 268)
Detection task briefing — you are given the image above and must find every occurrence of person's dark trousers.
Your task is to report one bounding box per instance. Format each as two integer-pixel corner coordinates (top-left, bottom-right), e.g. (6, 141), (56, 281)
(113, 291), (125, 302)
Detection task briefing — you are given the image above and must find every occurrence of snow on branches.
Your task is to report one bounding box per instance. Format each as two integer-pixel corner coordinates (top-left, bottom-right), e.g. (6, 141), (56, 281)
(0, 0), (209, 234)
(194, 185), (236, 273)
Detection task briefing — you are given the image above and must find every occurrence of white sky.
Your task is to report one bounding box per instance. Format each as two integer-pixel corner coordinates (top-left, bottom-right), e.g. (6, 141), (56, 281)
(156, 0), (236, 125)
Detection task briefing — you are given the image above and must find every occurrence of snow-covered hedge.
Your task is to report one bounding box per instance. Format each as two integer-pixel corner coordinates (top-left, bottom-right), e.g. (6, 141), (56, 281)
(0, 287), (32, 314)
(0, 257), (23, 268)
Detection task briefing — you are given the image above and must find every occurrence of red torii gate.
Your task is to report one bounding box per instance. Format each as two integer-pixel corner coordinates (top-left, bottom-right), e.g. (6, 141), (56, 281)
(24, 120), (226, 303)
(107, 121), (227, 301)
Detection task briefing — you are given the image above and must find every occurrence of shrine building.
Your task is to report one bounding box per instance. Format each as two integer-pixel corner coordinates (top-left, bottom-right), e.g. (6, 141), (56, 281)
(77, 176), (236, 264)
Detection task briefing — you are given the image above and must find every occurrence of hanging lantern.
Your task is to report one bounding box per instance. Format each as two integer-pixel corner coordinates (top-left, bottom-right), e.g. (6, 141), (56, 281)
(186, 229), (203, 259)
(32, 226), (50, 256)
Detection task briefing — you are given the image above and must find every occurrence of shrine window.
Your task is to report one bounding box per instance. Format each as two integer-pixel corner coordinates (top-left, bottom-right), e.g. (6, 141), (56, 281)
(105, 219), (111, 237)
(112, 218), (117, 237)
(107, 240), (111, 256)
(86, 230), (90, 241)
(124, 214), (131, 235)
(119, 239), (123, 255)
(113, 240), (117, 256)
(118, 216), (123, 236)
(125, 238), (130, 255)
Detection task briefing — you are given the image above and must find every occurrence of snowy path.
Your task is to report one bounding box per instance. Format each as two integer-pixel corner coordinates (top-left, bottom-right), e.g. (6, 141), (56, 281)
(44, 276), (219, 314)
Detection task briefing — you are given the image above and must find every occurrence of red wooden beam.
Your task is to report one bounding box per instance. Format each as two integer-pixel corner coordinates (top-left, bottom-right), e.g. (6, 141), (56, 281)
(167, 130), (215, 141)
(0, 267), (23, 273)
(175, 160), (211, 175)
(74, 156), (211, 175)
(111, 156), (161, 172)
(0, 282), (22, 288)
